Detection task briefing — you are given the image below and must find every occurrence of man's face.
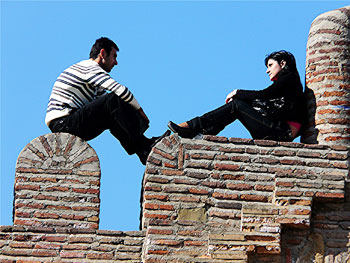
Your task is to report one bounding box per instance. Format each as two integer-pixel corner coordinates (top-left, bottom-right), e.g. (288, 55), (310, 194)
(102, 47), (118, 72)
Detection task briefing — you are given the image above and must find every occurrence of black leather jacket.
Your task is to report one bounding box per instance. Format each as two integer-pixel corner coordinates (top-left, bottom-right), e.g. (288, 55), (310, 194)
(235, 71), (305, 123)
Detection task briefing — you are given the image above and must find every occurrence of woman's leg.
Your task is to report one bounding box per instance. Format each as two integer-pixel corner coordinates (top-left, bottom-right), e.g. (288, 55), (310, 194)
(187, 102), (237, 135)
(184, 98), (292, 141)
(229, 98), (292, 141)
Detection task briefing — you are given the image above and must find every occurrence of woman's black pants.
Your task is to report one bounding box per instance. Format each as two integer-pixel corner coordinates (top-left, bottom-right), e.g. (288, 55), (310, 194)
(187, 98), (292, 141)
(49, 93), (149, 155)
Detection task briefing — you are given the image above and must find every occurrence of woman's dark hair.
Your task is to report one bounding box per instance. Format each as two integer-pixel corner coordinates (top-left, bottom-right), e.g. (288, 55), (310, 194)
(264, 50), (299, 77)
(89, 37), (119, 59)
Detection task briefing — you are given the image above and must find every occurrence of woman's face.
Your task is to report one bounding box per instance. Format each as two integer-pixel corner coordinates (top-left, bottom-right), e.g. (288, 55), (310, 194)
(266, 58), (284, 81)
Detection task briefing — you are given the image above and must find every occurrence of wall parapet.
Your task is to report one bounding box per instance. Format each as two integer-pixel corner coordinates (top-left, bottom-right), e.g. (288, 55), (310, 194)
(141, 134), (349, 262)
(0, 132), (349, 262)
(0, 225), (145, 262)
(13, 133), (101, 230)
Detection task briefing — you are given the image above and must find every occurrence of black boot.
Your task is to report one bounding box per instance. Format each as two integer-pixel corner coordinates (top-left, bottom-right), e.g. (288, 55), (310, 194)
(149, 130), (171, 148)
(136, 130), (171, 165)
(168, 121), (197, 139)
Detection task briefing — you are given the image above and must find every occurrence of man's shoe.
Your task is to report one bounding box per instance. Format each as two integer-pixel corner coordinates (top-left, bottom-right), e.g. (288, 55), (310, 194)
(136, 149), (149, 165)
(150, 130), (171, 148)
(168, 121), (197, 139)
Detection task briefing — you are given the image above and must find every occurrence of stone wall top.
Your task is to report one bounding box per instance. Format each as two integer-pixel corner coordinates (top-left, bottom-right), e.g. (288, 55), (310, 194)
(14, 133), (101, 230)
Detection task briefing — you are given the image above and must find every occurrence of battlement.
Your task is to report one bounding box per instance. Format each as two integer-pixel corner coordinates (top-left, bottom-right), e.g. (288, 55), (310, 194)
(1, 132), (349, 262)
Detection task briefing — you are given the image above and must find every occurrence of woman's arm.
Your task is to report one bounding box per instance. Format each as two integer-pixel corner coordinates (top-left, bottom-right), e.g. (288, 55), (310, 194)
(234, 72), (299, 102)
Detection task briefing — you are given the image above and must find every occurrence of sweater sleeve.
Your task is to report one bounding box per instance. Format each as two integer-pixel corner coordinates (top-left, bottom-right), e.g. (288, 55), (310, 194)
(88, 65), (141, 110)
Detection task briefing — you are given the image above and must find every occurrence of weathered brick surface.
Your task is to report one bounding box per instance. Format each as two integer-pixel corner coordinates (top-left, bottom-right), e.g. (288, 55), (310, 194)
(301, 6), (350, 145)
(14, 133), (101, 230)
(0, 226), (145, 262)
(141, 134), (349, 262)
(1, 130), (349, 262)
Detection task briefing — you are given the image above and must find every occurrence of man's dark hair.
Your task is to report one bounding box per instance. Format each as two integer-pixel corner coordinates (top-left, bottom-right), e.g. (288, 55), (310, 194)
(89, 37), (119, 59)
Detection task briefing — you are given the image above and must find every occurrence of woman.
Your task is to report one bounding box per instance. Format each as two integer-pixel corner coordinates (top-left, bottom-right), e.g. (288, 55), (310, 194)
(168, 50), (305, 142)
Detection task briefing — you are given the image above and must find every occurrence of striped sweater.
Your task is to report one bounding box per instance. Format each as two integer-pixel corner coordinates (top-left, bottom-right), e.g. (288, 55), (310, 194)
(45, 59), (140, 126)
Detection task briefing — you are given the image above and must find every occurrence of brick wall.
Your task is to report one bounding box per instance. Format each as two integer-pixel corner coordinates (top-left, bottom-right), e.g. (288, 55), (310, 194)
(301, 6), (350, 145)
(13, 133), (101, 230)
(0, 133), (145, 263)
(1, 132), (348, 262)
(141, 135), (349, 262)
(0, 227), (144, 262)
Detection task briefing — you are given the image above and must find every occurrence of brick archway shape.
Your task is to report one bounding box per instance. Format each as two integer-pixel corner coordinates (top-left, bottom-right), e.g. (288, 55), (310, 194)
(14, 133), (101, 230)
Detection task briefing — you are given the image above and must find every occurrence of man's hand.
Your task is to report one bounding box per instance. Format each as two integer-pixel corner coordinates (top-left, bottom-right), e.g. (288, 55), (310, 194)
(225, 89), (237, 104)
(138, 107), (150, 124)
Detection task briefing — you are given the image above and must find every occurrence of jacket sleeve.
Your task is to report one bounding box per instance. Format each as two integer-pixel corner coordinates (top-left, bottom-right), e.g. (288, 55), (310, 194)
(235, 73), (299, 103)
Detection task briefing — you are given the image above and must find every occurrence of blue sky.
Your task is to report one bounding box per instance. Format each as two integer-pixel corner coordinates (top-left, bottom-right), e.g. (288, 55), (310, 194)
(1, 1), (349, 231)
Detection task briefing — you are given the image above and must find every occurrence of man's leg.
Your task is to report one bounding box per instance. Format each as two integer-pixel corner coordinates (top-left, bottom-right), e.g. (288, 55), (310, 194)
(50, 93), (149, 154)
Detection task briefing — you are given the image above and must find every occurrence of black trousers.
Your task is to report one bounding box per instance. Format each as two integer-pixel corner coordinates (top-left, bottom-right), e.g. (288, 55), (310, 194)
(49, 93), (149, 155)
(187, 98), (292, 141)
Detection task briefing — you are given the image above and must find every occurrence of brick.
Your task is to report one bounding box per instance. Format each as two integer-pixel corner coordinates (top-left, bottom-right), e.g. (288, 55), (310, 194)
(201, 181), (225, 188)
(144, 213), (169, 219)
(204, 135), (229, 143)
(160, 169), (184, 176)
(189, 187), (209, 195)
(86, 252), (114, 259)
(60, 250), (86, 258)
(178, 230), (202, 236)
(214, 163), (240, 171)
(212, 191), (239, 200)
(34, 243), (61, 250)
(33, 194), (58, 201)
(172, 178), (197, 185)
(186, 161), (211, 169)
(315, 192), (344, 198)
(148, 156), (162, 165)
(62, 244), (90, 250)
(148, 229), (173, 235)
(44, 186), (70, 192)
(144, 203), (174, 211)
(68, 236), (93, 243)
(275, 191), (303, 197)
(34, 212), (60, 219)
(144, 194), (168, 201)
(190, 153), (215, 160)
(184, 240), (206, 246)
(9, 242), (33, 248)
(148, 250), (169, 255)
(226, 183), (253, 191)
(240, 194), (268, 202)
(144, 185), (162, 192)
(255, 184), (274, 191)
(15, 184), (40, 191)
(155, 239), (182, 246)
(186, 172), (209, 179)
(42, 235), (67, 242)
(209, 210), (238, 219)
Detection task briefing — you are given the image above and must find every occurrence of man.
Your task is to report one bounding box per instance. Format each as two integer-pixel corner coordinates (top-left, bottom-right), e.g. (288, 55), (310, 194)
(45, 37), (169, 164)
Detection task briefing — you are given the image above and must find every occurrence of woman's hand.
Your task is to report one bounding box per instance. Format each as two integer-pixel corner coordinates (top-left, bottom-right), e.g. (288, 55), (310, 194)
(225, 89), (237, 104)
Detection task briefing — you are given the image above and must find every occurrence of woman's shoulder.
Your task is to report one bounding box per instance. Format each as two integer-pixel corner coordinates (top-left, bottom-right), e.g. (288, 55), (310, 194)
(278, 71), (299, 80)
